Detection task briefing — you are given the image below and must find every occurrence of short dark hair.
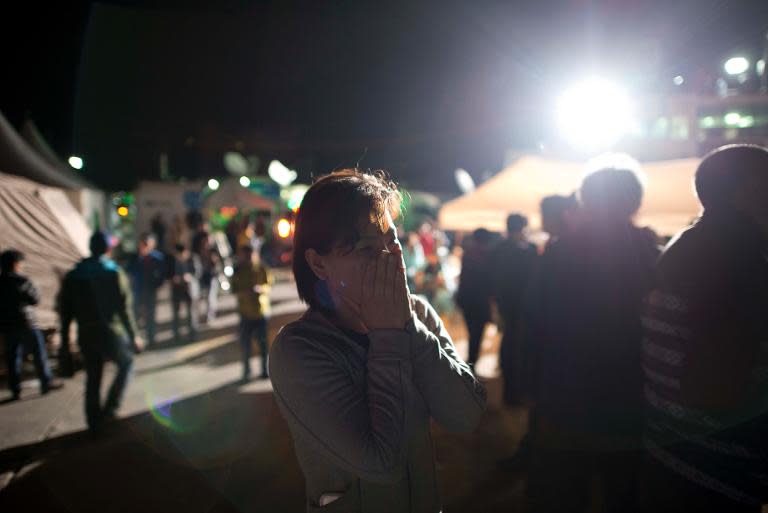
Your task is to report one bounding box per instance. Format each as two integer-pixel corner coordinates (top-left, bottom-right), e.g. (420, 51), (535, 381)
(174, 243), (186, 253)
(695, 144), (768, 210)
(472, 228), (493, 245)
(506, 213), (528, 234)
(580, 167), (643, 220)
(0, 249), (24, 273)
(89, 231), (111, 256)
(292, 169), (402, 310)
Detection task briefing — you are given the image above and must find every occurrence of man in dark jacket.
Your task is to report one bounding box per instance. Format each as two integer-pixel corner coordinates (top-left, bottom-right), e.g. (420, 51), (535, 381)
(492, 214), (537, 406)
(60, 232), (143, 432)
(639, 145), (768, 512)
(128, 233), (165, 346)
(527, 165), (660, 513)
(456, 228), (495, 367)
(0, 250), (62, 400)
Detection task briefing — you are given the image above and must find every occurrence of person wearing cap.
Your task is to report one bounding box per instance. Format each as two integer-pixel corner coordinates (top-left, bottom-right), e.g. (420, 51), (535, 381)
(639, 145), (768, 512)
(59, 231), (143, 432)
(0, 250), (63, 400)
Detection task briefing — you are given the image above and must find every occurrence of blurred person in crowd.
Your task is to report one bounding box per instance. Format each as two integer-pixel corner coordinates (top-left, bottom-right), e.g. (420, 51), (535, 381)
(168, 214), (190, 252)
(232, 245), (272, 381)
(59, 232), (143, 433)
(526, 164), (659, 513)
(128, 233), (165, 346)
(402, 231), (426, 292)
(418, 221), (437, 258)
(270, 169), (486, 512)
(170, 243), (200, 343)
(499, 194), (580, 473)
(540, 193), (580, 250)
(0, 250), (63, 400)
(639, 145), (768, 513)
(150, 213), (168, 253)
(193, 230), (221, 323)
(492, 214), (538, 406)
(456, 228), (495, 368)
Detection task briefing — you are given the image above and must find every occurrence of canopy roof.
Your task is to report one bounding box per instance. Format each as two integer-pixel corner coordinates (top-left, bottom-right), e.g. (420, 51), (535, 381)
(439, 155), (702, 236)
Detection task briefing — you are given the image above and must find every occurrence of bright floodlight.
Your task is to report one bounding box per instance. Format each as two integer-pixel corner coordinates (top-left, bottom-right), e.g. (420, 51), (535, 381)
(207, 178), (220, 191)
(239, 176), (251, 187)
(724, 57), (750, 75)
(673, 75), (684, 86)
(68, 156), (84, 169)
(557, 79), (633, 151)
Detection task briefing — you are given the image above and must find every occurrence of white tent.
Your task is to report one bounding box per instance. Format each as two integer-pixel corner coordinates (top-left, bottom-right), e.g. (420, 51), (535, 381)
(204, 177), (276, 212)
(438, 155), (702, 236)
(0, 111), (95, 329)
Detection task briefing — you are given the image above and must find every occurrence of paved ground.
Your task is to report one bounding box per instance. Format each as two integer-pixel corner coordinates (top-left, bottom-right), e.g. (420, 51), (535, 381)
(0, 271), (528, 512)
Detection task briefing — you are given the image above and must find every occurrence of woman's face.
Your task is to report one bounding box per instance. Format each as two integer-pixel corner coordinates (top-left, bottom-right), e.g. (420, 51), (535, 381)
(322, 211), (401, 308)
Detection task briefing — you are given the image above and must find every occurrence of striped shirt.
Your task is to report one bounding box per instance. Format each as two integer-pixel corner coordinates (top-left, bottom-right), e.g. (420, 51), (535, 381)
(642, 215), (768, 506)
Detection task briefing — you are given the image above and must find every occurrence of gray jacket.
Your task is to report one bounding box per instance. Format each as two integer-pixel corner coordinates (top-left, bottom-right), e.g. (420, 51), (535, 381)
(270, 297), (486, 513)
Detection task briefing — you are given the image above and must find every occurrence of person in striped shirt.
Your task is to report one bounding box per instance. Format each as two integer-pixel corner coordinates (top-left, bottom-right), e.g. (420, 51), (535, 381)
(640, 144), (768, 512)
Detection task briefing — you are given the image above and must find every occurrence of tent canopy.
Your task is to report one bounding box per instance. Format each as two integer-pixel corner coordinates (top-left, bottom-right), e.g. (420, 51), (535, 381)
(205, 178), (276, 212)
(0, 172), (90, 329)
(0, 111), (91, 190)
(438, 155), (702, 236)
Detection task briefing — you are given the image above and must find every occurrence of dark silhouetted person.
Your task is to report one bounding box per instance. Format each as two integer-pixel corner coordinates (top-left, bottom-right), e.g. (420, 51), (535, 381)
(526, 166), (659, 513)
(639, 145), (768, 513)
(0, 250), (62, 400)
(60, 232), (143, 432)
(231, 245), (272, 381)
(170, 243), (200, 343)
(456, 228), (495, 367)
(193, 230), (220, 323)
(269, 170), (485, 511)
(498, 194), (579, 473)
(128, 233), (165, 346)
(492, 214), (537, 406)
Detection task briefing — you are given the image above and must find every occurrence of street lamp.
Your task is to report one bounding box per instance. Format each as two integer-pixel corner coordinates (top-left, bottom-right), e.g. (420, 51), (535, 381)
(207, 178), (220, 191)
(556, 78), (634, 152)
(68, 156), (84, 170)
(239, 176), (251, 187)
(724, 57), (750, 76)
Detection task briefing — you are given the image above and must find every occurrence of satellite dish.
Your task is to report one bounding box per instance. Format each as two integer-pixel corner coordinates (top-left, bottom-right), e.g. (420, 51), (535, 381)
(224, 152), (249, 176)
(268, 159), (298, 187)
(454, 168), (475, 193)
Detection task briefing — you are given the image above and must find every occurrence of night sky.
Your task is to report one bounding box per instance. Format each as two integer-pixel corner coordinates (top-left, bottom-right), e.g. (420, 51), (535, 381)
(4, 0), (768, 193)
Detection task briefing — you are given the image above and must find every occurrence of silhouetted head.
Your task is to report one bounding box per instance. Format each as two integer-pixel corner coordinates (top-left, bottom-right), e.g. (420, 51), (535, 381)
(0, 249), (23, 274)
(293, 169), (403, 311)
(89, 231), (112, 257)
(695, 145), (768, 226)
(472, 228), (493, 246)
(579, 167), (643, 222)
(506, 214), (528, 235)
(540, 194), (578, 238)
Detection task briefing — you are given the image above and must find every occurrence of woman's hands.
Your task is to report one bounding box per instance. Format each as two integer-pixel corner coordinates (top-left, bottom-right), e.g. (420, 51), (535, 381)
(356, 250), (413, 332)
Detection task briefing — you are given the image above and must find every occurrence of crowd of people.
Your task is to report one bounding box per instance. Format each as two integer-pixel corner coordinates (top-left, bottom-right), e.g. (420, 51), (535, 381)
(448, 144), (768, 512)
(1, 210), (273, 433)
(1, 144), (767, 512)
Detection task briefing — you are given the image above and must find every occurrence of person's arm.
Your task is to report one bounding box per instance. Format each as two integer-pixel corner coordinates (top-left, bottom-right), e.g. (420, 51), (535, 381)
(409, 297), (487, 432)
(19, 277), (40, 306)
(270, 328), (411, 483)
(116, 269), (141, 351)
